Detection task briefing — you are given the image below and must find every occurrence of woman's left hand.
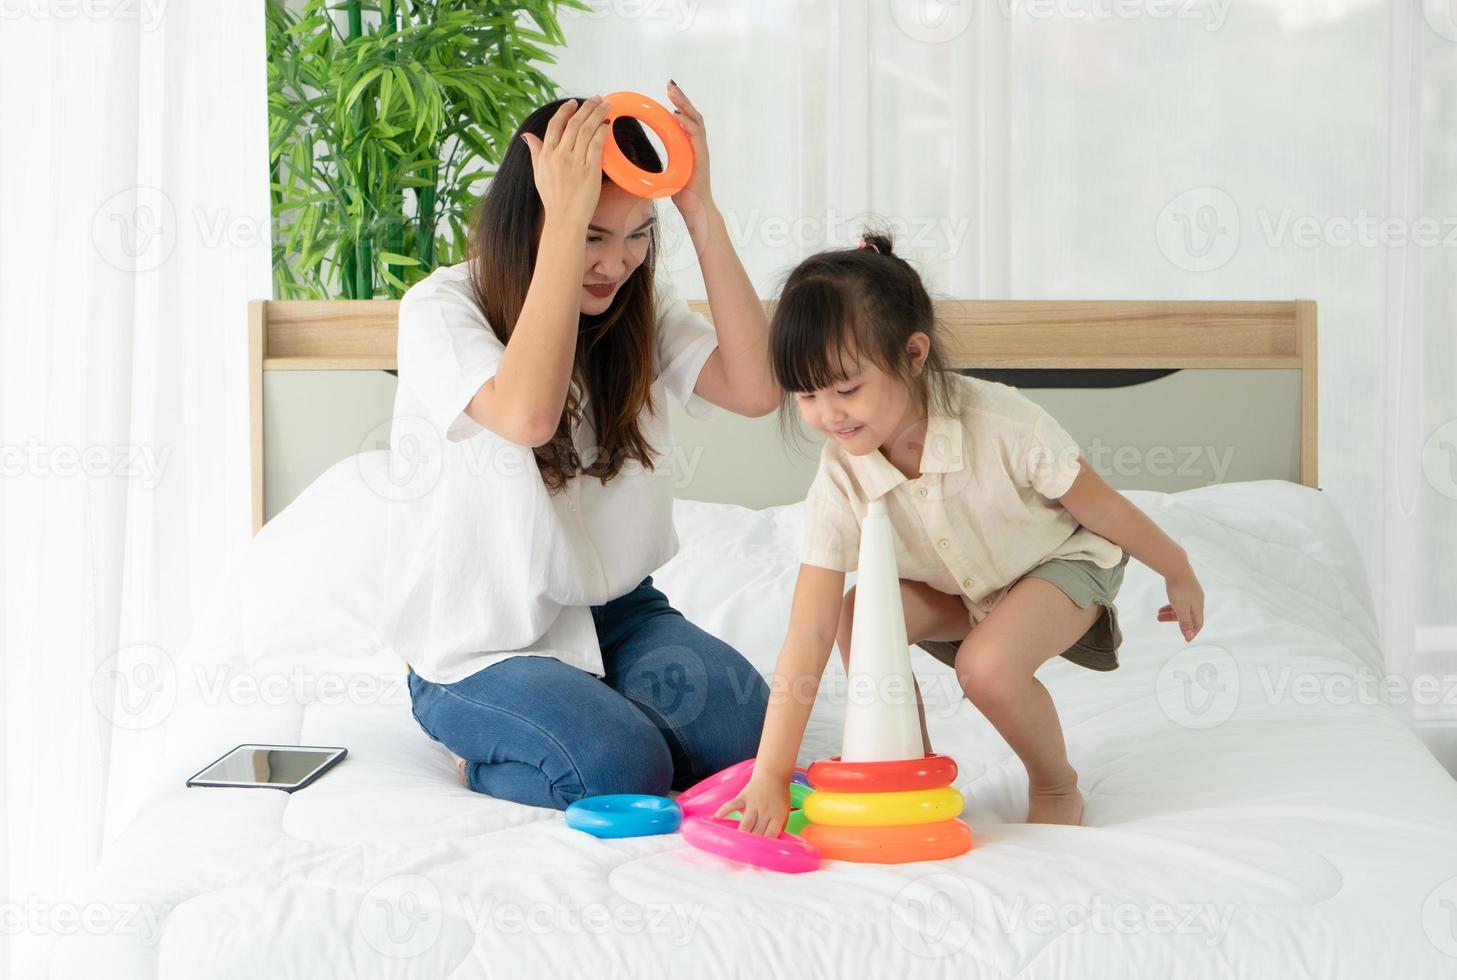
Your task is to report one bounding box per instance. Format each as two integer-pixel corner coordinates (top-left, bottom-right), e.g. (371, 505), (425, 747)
(666, 79), (714, 224)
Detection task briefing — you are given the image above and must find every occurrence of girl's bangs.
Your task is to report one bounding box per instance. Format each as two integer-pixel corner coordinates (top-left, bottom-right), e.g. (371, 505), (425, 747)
(769, 279), (866, 393)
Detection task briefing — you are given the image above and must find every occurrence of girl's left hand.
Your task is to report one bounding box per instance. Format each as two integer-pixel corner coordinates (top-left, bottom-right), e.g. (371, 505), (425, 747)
(1157, 568), (1205, 642)
(666, 79), (713, 223)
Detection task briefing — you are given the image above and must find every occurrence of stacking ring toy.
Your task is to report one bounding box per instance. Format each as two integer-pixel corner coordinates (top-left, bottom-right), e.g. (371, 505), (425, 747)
(677, 760), (806, 815)
(564, 794), (681, 839)
(801, 786), (964, 827)
(680, 817), (821, 874)
(601, 91), (694, 199)
(802, 819), (972, 864)
(727, 779), (814, 836)
(807, 753), (959, 794)
(677, 758), (755, 819)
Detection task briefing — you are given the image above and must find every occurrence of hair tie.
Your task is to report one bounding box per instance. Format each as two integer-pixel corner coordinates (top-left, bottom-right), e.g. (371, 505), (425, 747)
(856, 235), (880, 254)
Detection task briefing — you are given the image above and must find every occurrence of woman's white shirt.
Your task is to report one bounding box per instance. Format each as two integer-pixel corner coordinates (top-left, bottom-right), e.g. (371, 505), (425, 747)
(378, 261), (720, 684)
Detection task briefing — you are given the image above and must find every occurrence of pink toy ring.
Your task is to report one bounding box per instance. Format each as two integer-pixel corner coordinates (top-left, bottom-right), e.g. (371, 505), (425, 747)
(677, 759), (812, 819)
(680, 816), (821, 874)
(677, 759), (755, 819)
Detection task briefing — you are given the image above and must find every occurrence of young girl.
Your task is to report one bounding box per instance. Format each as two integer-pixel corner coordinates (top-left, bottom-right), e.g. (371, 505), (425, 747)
(717, 232), (1206, 829)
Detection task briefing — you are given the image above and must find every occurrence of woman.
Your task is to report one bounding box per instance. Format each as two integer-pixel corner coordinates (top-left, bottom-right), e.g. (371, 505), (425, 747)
(381, 84), (775, 809)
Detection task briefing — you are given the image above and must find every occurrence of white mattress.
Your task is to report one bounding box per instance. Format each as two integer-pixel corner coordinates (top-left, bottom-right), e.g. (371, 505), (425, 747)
(50, 477), (1457, 978)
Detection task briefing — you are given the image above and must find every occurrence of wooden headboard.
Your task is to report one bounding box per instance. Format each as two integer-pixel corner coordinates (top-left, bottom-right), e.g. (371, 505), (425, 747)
(248, 299), (1317, 534)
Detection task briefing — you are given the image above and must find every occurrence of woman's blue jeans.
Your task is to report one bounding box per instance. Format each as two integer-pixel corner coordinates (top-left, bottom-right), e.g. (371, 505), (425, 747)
(407, 577), (770, 809)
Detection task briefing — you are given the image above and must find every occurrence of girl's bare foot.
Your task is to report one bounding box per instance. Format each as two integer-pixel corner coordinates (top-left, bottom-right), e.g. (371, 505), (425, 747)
(452, 754), (468, 788)
(1027, 777), (1084, 826)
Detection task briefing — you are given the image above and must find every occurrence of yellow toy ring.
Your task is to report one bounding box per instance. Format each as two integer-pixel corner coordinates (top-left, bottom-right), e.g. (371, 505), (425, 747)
(600, 91), (694, 199)
(802, 786), (964, 827)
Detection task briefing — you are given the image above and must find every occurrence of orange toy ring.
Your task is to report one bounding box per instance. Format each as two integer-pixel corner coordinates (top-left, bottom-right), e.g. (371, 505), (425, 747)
(806, 753), (959, 794)
(600, 91), (694, 199)
(802, 819), (972, 864)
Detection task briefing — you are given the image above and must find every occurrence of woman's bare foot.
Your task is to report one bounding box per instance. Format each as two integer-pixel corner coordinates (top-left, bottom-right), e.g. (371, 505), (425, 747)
(451, 754), (468, 788)
(1027, 778), (1084, 826)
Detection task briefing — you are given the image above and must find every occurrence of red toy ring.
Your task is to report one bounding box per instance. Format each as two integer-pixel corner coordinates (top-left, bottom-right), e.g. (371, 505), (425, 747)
(806, 753), (959, 794)
(601, 91), (694, 199)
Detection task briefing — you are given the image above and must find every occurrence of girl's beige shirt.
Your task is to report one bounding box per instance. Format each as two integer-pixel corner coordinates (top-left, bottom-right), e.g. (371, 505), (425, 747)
(801, 374), (1124, 618)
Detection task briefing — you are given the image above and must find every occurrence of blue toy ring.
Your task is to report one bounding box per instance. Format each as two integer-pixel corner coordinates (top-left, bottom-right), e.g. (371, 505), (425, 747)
(565, 794), (682, 839)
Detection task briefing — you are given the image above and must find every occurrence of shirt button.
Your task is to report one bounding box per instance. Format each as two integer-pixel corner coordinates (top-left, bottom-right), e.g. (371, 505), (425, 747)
(568, 502), (577, 511)
(962, 577), (974, 590)
(916, 487), (928, 497)
(938, 538), (950, 549)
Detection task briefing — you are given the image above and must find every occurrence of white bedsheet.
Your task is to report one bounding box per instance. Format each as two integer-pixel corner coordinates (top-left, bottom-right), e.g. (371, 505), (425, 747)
(49, 479), (1457, 978)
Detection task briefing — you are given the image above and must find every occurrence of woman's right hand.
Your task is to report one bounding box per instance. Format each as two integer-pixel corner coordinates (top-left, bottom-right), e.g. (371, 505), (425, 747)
(519, 97), (612, 230)
(714, 772), (791, 837)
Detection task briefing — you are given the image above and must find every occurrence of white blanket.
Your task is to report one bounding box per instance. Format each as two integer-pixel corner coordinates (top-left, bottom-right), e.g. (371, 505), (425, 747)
(50, 468), (1457, 978)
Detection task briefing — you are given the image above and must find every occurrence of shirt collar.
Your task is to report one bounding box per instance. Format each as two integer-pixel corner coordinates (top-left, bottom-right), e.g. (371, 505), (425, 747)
(842, 408), (965, 500)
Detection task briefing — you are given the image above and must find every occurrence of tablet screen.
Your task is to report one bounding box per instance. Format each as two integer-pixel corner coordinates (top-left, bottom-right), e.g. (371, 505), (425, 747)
(188, 744), (345, 790)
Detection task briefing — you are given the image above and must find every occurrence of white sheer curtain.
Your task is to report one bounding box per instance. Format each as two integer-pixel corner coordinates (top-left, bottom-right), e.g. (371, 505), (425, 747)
(0, 3), (269, 974)
(1412, 0), (1457, 775)
(555, 0), (1455, 769)
(997, 1), (1455, 766)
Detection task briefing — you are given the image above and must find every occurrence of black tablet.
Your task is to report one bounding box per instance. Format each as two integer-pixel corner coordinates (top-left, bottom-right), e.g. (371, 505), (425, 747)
(186, 744), (347, 792)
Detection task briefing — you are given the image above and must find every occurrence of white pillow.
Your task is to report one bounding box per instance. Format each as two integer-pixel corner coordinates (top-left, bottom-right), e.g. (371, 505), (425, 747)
(238, 451), (392, 662)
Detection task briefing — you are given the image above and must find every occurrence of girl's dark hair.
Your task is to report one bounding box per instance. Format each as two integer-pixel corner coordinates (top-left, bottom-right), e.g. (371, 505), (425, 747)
(467, 98), (664, 493)
(769, 231), (953, 432)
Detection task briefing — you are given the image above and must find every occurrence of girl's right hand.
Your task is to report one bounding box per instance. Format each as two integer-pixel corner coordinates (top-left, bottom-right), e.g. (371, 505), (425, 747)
(714, 772), (791, 837)
(519, 97), (612, 230)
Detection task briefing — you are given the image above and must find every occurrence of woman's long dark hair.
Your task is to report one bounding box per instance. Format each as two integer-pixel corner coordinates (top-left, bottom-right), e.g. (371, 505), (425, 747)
(468, 98), (664, 492)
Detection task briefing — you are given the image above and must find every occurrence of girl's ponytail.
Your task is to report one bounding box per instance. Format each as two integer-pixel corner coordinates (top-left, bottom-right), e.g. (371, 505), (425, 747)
(855, 231), (895, 256)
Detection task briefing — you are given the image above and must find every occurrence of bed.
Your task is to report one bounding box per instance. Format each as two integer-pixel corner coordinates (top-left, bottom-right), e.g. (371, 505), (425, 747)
(48, 299), (1457, 978)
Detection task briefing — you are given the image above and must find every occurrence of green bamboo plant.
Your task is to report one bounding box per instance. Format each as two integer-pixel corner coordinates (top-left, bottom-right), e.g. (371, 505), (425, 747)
(267, 0), (582, 299)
